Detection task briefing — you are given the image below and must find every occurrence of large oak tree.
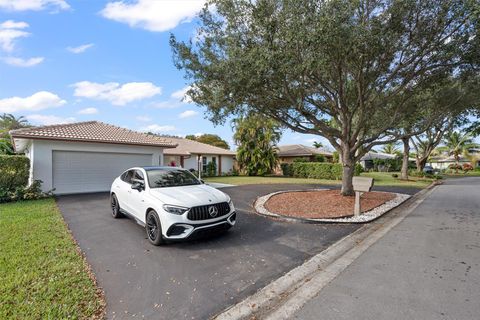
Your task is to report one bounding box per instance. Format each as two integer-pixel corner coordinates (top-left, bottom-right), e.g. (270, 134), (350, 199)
(171, 0), (479, 195)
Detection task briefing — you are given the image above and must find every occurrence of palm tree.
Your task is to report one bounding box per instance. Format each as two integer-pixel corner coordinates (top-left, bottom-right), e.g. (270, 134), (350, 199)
(0, 113), (30, 132)
(312, 141), (323, 149)
(439, 131), (479, 172)
(381, 142), (400, 155)
(0, 114), (31, 155)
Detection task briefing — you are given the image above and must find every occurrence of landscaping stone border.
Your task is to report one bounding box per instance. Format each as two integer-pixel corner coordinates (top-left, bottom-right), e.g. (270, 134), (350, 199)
(254, 189), (411, 223)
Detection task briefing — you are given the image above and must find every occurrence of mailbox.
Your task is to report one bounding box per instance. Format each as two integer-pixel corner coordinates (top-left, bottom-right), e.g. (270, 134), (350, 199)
(352, 177), (374, 216)
(352, 177), (374, 193)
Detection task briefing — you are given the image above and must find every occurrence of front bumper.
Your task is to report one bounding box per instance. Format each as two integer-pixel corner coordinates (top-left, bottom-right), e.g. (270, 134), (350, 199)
(164, 212), (236, 240)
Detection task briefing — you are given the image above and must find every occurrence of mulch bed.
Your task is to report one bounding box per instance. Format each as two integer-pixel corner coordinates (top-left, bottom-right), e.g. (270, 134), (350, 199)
(264, 190), (396, 219)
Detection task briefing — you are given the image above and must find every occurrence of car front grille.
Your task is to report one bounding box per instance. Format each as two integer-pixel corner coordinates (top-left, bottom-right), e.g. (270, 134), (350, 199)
(187, 202), (230, 221)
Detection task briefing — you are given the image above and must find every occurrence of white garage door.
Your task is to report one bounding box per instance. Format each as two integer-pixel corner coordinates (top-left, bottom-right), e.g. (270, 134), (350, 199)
(52, 151), (153, 194)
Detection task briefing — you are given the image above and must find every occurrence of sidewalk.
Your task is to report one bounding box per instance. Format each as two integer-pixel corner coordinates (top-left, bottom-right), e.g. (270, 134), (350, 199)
(293, 177), (480, 320)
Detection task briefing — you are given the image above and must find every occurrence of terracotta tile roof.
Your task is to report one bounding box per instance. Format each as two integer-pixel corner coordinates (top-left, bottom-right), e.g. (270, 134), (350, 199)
(163, 136), (236, 156)
(10, 121), (177, 148)
(277, 144), (333, 157)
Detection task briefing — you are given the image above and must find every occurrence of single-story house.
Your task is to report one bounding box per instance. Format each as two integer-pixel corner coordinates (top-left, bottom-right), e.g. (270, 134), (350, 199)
(359, 151), (415, 170)
(162, 136), (236, 175)
(428, 155), (477, 170)
(10, 121), (177, 194)
(277, 144), (333, 163)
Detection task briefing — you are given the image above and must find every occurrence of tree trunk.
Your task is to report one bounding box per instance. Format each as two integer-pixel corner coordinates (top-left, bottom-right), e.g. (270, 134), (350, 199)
(400, 137), (410, 180)
(341, 151), (355, 196)
(416, 157), (427, 172)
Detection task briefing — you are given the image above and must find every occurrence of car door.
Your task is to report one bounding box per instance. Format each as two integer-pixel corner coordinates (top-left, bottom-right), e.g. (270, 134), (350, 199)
(116, 170), (135, 214)
(127, 169), (148, 221)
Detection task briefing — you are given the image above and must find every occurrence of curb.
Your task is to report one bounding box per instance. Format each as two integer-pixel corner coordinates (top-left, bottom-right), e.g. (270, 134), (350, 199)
(213, 181), (439, 320)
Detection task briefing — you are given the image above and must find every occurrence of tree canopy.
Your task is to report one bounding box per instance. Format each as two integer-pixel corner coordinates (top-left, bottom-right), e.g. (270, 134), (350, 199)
(171, 0), (479, 194)
(185, 133), (230, 149)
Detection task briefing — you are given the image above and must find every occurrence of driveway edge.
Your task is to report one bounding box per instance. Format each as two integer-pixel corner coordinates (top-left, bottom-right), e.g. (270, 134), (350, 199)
(213, 182), (439, 320)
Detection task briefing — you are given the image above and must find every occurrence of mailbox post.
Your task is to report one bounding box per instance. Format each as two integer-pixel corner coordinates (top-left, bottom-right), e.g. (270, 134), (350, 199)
(352, 177), (374, 216)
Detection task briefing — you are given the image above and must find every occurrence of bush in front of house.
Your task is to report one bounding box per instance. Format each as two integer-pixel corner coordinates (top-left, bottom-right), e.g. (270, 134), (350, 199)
(0, 155), (30, 191)
(462, 163), (473, 172)
(0, 155), (52, 203)
(289, 162), (363, 180)
(206, 161), (217, 177)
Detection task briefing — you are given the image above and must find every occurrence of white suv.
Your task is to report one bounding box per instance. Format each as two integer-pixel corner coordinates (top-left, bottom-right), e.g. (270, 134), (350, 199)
(110, 166), (236, 245)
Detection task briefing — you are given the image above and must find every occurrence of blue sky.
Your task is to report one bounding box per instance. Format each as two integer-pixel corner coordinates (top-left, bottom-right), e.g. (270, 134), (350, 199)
(0, 0), (328, 150)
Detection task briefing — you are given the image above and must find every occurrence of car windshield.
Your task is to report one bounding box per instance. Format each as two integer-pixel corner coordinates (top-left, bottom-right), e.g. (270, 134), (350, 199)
(146, 168), (201, 188)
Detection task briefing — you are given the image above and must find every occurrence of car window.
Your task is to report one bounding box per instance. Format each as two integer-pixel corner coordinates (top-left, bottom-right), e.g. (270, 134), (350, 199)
(121, 170), (135, 184)
(146, 168), (201, 188)
(132, 170), (144, 184)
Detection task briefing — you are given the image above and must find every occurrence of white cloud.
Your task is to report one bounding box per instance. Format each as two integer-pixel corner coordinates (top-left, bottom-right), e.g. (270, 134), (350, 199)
(0, 91), (66, 113)
(100, 0), (205, 32)
(136, 115), (151, 122)
(141, 124), (176, 133)
(0, 20), (30, 52)
(0, 20), (29, 29)
(77, 107), (98, 115)
(171, 85), (193, 103)
(3, 56), (44, 67)
(67, 43), (94, 54)
(0, 0), (70, 12)
(179, 110), (198, 119)
(72, 81), (162, 106)
(26, 114), (75, 126)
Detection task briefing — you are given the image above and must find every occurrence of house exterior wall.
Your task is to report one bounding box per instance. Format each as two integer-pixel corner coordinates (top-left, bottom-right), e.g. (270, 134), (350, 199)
(29, 139), (164, 192)
(430, 160), (470, 170)
(176, 154), (235, 174)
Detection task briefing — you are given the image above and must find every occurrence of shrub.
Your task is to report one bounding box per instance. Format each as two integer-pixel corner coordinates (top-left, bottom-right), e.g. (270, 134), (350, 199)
(332, 151), (339, 163)
(206, 161), (217, 177)
(291, 162), (362, 180)
(462, 163), (473, 172)
(392, 173), (399, 178)
(0, 155), (30, 192)
(313, 154), (325, 162)
(280, 163), (293, 176)
(448, 163), (462, 170)
(0, 180), (53, 203)
(372, 157), (402, 172)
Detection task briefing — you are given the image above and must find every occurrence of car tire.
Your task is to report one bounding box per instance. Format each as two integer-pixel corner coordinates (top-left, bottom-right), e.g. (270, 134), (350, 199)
(145, 210), (164, 246)
(110, 194), (124, 218)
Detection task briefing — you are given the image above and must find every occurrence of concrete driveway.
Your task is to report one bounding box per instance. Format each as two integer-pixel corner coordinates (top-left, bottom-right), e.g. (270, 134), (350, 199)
(57, 184), (419, 319)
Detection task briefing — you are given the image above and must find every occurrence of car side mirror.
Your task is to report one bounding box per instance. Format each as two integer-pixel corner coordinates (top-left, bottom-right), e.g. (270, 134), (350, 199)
(131, 181), (144, 191)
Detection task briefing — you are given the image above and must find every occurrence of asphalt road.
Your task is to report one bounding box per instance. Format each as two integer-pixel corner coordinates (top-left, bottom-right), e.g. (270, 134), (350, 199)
(56, 184), (419, 320)
(293, 177), (480, 320)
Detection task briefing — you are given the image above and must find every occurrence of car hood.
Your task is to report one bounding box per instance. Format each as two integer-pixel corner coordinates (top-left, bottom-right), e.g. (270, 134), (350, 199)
(148, 184), (229, 207)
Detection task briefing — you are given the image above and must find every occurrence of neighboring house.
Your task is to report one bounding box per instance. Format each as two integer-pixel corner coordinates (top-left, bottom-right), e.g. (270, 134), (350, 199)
(10, 121), (177, 194)
(162, 136), (236, 175)
(277, 144), (333, 163)
(359, 151), (415, 170)
(429, 149), (480, 170)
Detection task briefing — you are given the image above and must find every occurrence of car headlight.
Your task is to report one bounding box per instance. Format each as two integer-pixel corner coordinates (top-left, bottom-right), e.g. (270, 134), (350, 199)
(228, 199), (234, 210)
(163, 205), (189, 215)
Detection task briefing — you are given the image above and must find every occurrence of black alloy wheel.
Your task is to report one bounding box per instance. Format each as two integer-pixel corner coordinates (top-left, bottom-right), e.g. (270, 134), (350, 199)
(146, 210), (164, 246)
(110, 194), (123, 218)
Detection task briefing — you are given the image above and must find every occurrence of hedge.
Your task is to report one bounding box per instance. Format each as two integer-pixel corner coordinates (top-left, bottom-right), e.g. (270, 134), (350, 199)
(282, 162), (363, 180)
(0, 155), (30, 191)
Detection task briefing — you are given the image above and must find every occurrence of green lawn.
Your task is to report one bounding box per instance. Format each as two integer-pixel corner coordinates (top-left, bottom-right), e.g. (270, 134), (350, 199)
(206, 172), (435, 188)
(0, 199), (104, 319)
